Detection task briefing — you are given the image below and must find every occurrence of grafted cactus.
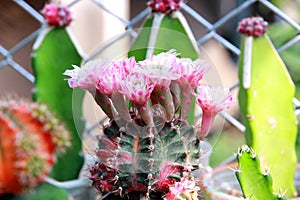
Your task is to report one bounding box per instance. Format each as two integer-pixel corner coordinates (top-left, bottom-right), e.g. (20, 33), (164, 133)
(0, 99), (70, 195)
(64, 50), (233, 199)
(238, 16), (297, 198)
(31, 3), (85, 181)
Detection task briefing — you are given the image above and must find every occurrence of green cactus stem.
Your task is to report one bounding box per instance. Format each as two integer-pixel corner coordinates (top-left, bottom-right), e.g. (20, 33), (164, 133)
(236, 145), (285, 200)
(31, 26), (85, 181)
(238, 28), (297, 197)
(128, 11), (199, 124)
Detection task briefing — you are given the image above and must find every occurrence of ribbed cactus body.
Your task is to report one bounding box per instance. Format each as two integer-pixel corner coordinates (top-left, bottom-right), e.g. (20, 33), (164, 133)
(90, 117), (200, 198)
(0, 100), (70, 195)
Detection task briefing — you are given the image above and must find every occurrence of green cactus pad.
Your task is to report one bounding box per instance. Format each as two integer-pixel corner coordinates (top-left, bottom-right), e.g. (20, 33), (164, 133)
(238, 34), (297, 197)
(236, 145), (285, 200)
(31, 27), (84, 181)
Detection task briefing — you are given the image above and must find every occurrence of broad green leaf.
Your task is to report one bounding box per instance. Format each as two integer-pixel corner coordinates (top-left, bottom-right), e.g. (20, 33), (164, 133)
(238, 35), (297, 198)
(31, 27), (84, 181)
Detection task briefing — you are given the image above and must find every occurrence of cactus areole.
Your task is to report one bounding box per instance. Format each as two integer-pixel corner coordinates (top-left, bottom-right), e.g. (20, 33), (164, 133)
(64, 50), (232, 199)
(0, 99), (70, 195)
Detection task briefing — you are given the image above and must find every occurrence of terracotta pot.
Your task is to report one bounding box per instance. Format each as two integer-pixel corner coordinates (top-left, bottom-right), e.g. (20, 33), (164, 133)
(201, 162), (300, 200)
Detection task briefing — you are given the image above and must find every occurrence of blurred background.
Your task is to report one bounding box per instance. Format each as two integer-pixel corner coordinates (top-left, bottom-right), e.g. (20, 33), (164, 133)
(1, 0), (300, 167)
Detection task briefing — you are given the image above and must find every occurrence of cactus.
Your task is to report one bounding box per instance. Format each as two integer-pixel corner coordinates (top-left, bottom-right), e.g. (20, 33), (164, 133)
(236, 145), (285, 200)
(31, 3), (85, 181)
(90, 117), (199, 199)
(64, 50), (233, 199)
(128, 0), (199, 124)
(238, 17), (297, 198)
(0, 99), (70, 195)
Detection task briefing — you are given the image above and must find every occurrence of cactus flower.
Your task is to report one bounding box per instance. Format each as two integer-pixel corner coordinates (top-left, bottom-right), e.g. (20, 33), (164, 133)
(136, 50), (180, 121)
(64, 59), (108, 95)
(164, 176), (200, 200)
(194, 85), (233, 139)
(41, 3), (72, 27)
(174, 58), (210, 120)
(120, 72), (155, 124)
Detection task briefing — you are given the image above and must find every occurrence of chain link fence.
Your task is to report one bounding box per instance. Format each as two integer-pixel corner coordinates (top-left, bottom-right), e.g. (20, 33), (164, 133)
(1, 0), (300, 164)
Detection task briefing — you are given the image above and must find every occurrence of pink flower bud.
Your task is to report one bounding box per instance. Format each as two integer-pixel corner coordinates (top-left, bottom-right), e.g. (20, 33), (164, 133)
(42, 3), (72, 27)
(237, 16), (268, 37)
(147, 0), (181, 13)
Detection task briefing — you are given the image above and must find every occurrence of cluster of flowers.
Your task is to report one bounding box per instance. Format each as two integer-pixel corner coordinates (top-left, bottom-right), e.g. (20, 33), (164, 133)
(237, 16), (268, 37)
(42, 3), (72, 27)
(64, 50), (232, 139)
(148, 0), (181, 13)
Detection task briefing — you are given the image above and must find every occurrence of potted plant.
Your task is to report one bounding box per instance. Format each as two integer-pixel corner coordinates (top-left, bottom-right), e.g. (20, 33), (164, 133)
(64, 47), (232, 199)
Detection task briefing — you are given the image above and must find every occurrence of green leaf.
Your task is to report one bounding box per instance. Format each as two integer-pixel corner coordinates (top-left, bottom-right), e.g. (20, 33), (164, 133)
(238, 35), (297, 197)
(31, 27), (84, 181)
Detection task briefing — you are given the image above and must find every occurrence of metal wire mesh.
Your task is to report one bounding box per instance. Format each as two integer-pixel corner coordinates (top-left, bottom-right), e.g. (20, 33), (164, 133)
(2, 0), (300, 162)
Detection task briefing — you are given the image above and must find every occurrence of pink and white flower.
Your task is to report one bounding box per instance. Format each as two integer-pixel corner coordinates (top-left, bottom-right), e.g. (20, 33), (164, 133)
(136, 50), (180, 88)
(97, 57), (137, 97)
(119, 72), (155, 124)
(164, 175), (199, 200)
(120, 72), (154, 106)
(194, 84), (233, 138)
(174, 58), (210, 89)
(64, 60), (108, 94)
